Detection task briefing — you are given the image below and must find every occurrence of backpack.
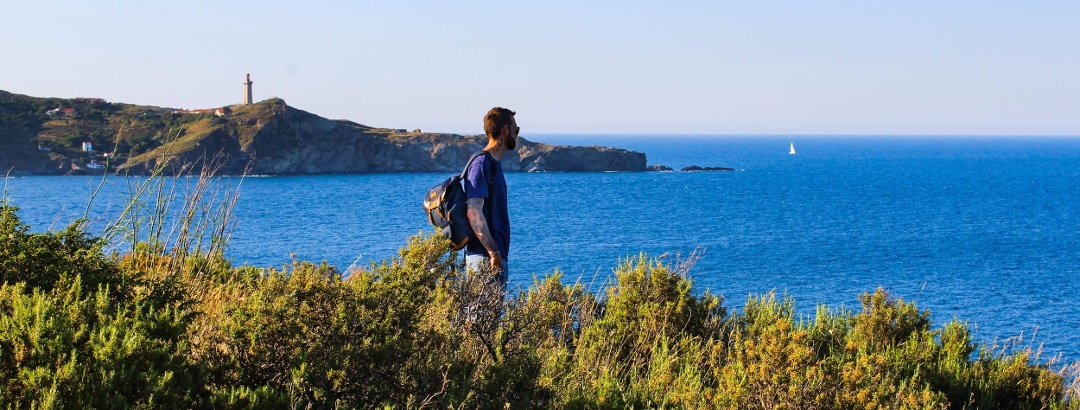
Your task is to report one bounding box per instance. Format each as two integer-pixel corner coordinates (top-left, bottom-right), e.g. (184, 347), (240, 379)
(423, 151), (492, 250)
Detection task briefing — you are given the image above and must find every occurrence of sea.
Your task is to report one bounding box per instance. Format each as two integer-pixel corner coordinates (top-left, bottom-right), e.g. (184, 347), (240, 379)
(5, 135), (1080, 362)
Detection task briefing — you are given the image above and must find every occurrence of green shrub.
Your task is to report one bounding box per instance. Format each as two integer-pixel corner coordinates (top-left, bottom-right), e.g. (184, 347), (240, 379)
(0, 206), (126, 299)
(711, 293), (835, 409)
(550, 254), (725, 408)
(185, 234), (464, 408)
(0, 265), (201, 409)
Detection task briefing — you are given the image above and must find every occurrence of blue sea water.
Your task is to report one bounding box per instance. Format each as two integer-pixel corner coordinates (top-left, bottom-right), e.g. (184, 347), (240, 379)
(5, 135), (1080, 361)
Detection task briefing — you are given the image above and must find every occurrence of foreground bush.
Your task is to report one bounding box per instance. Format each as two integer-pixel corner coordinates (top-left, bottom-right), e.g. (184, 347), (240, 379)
(0, 206), (201, 408)
(1, 205), (1077, 409)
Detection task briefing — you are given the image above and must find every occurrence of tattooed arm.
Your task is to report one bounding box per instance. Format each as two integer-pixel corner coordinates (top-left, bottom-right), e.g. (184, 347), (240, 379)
(466, 197), (504, 272)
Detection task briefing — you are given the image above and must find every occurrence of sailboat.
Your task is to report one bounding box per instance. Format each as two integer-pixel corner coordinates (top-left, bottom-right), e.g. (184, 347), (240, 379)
(789, 142), (796, 155)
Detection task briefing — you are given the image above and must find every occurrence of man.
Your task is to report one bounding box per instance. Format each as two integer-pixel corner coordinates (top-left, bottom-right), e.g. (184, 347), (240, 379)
(464, 107), (518, 293)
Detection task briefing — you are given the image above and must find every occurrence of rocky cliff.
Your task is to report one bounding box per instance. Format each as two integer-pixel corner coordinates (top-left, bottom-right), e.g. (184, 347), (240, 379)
(0, 90), (647, 175)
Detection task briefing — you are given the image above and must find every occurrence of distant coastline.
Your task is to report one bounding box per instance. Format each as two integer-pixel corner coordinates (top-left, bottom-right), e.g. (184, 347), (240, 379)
(0, 90), (648, 175)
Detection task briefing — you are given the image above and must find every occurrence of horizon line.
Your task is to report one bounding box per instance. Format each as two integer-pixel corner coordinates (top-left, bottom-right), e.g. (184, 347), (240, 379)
(521, 132), (1080, 138)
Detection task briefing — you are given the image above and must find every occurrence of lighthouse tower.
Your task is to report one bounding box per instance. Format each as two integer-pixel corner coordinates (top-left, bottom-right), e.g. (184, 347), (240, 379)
(243, 73), (254, 105)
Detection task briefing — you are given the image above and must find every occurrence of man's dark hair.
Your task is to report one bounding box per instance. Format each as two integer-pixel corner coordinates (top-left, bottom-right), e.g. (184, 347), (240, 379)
(484, 107), (516, 139)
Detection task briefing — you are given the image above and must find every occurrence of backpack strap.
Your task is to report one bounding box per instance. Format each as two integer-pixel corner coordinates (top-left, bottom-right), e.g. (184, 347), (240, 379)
(459, 151), (495, 184)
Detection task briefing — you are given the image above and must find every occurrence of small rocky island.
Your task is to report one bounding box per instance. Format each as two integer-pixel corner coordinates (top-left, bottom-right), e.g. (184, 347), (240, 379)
(0, 90), (647, 175)
(680, 165), (735, 172)
(646, 165), (735, 172)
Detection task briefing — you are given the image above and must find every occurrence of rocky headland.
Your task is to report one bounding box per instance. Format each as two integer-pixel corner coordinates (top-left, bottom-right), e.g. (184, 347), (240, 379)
(0, 90), (647, 175)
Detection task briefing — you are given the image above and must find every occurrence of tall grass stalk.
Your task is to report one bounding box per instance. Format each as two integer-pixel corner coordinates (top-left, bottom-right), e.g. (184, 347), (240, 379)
(96, 129), (243, 280)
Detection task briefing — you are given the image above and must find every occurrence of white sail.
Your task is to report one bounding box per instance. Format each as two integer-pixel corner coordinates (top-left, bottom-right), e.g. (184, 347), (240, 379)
(789, 143), (796, 155)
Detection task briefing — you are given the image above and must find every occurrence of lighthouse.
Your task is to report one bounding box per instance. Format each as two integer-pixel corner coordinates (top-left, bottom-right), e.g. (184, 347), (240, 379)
(243, 73), (253, 105)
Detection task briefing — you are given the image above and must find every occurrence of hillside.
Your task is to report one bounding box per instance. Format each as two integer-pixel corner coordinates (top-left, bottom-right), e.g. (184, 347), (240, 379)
(0, 90), (647, 175)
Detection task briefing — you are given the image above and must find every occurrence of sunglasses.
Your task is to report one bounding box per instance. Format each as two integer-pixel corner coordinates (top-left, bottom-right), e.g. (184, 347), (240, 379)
(515, 126), (521, 135)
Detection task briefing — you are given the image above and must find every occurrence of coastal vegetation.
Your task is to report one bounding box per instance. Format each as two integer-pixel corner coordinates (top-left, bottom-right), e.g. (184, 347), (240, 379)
(0, 171), (1077, 408)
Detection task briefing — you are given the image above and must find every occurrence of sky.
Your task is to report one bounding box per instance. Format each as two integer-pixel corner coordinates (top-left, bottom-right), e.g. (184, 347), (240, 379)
(2, 1), (1078, 136)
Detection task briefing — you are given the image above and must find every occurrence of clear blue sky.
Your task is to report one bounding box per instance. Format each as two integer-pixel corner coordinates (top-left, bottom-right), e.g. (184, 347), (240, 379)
(3, 1), (1078, 135)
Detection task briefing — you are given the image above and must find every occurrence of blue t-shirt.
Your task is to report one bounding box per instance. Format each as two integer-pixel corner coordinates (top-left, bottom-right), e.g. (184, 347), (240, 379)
(464, 152), (510, 258)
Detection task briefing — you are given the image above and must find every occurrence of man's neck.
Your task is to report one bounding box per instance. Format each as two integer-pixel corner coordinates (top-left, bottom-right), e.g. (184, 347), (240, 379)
(484, 142), (507, 161)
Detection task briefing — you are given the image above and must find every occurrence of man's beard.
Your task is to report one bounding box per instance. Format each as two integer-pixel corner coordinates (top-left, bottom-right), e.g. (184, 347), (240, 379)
(506, 136), (517, 150)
